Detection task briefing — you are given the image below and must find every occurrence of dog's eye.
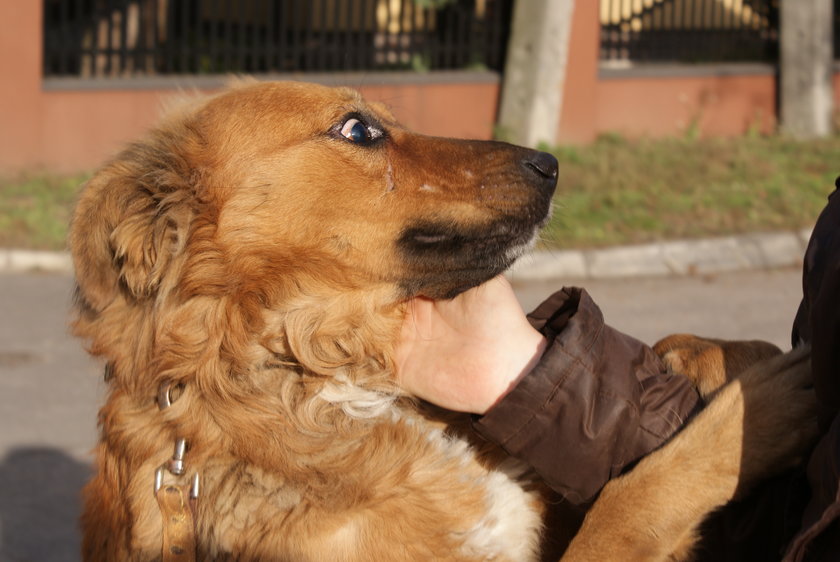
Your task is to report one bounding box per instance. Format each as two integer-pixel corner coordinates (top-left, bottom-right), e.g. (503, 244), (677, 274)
(340, 118), (373, 144)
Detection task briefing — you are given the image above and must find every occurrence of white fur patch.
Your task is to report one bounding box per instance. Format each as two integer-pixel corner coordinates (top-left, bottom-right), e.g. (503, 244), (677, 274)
(424, 427), (542, 560)
(317, 374), (396, 419)
(458, 469), (542, 561)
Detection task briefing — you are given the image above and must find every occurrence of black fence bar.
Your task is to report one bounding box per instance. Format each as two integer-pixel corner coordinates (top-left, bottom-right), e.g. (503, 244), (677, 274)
(119, 0), (127, 72)
(264, 0), (273, 71)
(104, 0), (112, 71)
(44, 0), (513, 78)
(316, 0), (327, 71)
(222, 1), (232, 72)
(163, 0), (174, 73)
(238, 0), (247, 73)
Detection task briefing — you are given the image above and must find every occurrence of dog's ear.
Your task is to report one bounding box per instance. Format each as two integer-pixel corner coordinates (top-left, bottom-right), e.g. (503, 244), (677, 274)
(70, 141), (195, 311)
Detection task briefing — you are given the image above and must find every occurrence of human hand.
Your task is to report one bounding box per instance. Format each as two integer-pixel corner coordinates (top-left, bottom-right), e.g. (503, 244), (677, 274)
(394, 276), (547, 414)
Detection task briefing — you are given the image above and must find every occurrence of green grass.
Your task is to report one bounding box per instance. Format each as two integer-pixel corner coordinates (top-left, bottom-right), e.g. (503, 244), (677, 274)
(542, 133), (840, 248)
(2, 133), (839, 251)
(0, 172), (89, 250)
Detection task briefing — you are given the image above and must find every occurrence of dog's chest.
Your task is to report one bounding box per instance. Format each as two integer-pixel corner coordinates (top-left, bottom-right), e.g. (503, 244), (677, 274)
(193, 415), (544, 560)
(422, 425), (544, 561)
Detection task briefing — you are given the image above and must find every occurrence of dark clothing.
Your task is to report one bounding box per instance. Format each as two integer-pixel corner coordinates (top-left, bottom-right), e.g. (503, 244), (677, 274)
(783, 185), (840, 562)
(473, 183), (840, 559)
(474, 286), (703, 505)
(690, 185), (840, 561)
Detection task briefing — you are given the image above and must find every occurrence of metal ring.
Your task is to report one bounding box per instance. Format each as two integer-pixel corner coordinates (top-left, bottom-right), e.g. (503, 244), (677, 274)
(157, 382), (173, 410)
(157, 381), (185, 410)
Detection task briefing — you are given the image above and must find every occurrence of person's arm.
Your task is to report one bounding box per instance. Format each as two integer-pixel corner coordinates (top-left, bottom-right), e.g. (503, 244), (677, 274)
(396, 277), (703, 506)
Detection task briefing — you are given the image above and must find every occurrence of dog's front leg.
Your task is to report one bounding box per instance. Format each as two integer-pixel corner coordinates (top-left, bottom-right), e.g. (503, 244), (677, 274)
(560, 346), (817, 562)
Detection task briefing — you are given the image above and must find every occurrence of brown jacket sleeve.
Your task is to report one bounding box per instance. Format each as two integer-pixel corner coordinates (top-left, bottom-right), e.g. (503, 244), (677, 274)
(473, 287), (702, 505)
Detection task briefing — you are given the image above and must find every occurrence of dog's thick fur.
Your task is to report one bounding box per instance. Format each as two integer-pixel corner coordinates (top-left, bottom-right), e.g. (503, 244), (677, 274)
(71, 81), (816, 561)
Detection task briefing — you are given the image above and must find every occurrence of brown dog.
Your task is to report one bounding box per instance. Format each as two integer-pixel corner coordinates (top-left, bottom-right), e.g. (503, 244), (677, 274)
(70, 80), (815, 561)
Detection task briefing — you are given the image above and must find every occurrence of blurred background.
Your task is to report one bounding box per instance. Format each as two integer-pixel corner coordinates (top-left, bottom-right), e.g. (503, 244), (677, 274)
(1, 1), (839, 560)
(4, 0), (831, 169)
(2, 0), (839, 250)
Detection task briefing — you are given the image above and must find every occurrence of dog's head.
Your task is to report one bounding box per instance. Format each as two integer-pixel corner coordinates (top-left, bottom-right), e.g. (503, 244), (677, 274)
(70, 81), (556, 391)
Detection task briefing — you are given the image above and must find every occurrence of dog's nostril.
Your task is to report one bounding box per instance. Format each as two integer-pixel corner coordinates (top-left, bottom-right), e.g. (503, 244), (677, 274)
(523, 152), (559, 180)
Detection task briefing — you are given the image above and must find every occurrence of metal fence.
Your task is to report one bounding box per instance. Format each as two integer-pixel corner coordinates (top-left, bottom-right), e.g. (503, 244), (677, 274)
(43, 0), (513, 78)
(600, 0), (780, 63)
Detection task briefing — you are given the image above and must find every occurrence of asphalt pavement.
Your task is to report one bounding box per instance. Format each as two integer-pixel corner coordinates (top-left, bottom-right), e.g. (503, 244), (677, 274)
(0, 266), (805, 561)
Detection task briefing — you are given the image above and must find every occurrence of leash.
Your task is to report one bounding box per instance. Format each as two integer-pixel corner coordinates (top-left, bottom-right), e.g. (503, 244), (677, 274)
(154, 382), (200, 562)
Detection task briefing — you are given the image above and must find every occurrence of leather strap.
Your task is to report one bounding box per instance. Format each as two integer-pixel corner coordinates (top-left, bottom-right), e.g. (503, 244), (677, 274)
(155, 484), (197, 562)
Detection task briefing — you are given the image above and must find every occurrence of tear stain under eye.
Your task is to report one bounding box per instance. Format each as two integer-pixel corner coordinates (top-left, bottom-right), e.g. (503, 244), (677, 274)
(385, 162), (395, 192)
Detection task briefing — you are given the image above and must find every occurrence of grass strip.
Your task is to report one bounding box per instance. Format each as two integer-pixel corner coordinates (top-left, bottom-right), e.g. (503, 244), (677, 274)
(542, 133), (839, 248)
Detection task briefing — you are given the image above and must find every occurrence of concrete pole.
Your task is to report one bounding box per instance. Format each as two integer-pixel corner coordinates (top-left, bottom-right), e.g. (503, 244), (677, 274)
(780, 0), (834, 138)
(497, 0), (575, 147)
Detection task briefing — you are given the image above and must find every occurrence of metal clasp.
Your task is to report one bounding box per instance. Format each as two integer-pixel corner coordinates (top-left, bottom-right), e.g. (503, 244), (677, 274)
(154, 381), (199, 499)
(154, 438), (200, 499)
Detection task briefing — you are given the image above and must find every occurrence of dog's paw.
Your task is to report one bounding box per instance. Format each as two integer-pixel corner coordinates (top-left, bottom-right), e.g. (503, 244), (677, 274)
(654, 334), (782, 399)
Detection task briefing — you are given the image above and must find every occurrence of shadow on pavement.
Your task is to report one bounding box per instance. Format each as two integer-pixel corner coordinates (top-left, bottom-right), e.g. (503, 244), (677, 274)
(0, 447), (91, 562)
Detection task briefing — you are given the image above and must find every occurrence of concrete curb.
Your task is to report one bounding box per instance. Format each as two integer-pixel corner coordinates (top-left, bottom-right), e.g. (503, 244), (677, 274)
(0, 249), (73, 273)
(507, 228), (813, 281)
(0, 228), (813, 280)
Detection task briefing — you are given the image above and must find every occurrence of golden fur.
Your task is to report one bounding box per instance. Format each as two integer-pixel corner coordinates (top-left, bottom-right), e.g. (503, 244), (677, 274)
(70, 80), (816, 561)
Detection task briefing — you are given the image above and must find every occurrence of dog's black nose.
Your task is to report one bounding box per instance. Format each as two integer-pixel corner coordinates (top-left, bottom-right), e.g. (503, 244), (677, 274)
(523, 151), (559, 182)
